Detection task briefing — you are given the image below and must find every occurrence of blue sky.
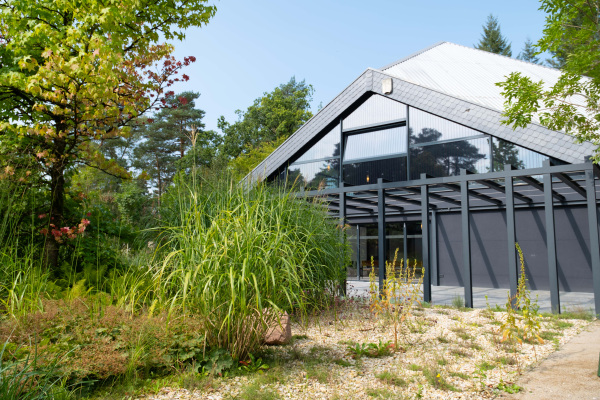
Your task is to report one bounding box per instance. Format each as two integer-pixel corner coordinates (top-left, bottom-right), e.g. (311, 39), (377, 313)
(169, 0), (549, 132)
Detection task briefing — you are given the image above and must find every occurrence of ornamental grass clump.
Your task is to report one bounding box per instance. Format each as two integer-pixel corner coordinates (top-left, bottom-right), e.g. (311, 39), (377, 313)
(153, 172), (348, 359)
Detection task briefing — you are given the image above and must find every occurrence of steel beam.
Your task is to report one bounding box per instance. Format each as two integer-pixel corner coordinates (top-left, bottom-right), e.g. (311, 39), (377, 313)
(520, 175), (566, 202)
(403, 187), (459, 206)
(461, 176), (473, 308)
(441, 182), (502, 205)
(339, 187), (347, 296)
(555, 172), (586, 198)
(476, 179), (532, 203)
(347, 196), (404, 213)
(377, 179), (387, 293)
(431, 210), (439, 286)
(543, 172), (560, 313)
(421, 182), (431, 303)
(505, 167), (518, 308)
(585, 169), (600, 316)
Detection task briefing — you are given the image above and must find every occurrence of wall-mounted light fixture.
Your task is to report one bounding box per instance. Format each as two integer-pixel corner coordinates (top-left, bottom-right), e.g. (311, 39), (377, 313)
(366, 175), (370, 183)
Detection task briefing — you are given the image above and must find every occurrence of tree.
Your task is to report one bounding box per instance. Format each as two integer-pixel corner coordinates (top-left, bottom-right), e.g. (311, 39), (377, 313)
(497, 0), (600, 160)
(475, 14), (512, 56)
(0, 0), (216, 269)
(132, 92), (219, 201)
(492, 140), (525, 171)
(517, 38), (541, 64)
(218, 77), (314, 170)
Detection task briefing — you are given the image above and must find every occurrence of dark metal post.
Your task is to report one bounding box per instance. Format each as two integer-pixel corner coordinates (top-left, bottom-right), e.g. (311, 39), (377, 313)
(505, 166), (518, 307)
(406, 105), (411, 180)
(461, 175), (473, 308)
(377, 178), (387, 292)
(584, 167), (600, 316)
(339, 185), (347, 296)
(403, 222), (408, 274)
(431, 210), (438, 286)
(421, 178), (431, 303)
(543, 169), (560, 313)
(356, 225), (361, 280)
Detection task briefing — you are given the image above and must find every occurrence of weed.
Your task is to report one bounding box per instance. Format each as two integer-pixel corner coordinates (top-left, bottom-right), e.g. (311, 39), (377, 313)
(495, 355), (517, 365)
(422, 367), (460, 392)
(450, 348), (470, 358)
(496, 379), (523, 394)
(375, 370), (408, 386)
(437, 336), (449, 344)
(409, 363), (422, 371)
(451, 295), (465, 309)
(451, 327), (472, 341)
(477, 361), (495, 371)
(234, 381), (281, 400)
(365, 387), (397, 399)
(449, 371), (469, 379)
(305, 364), (330, 383)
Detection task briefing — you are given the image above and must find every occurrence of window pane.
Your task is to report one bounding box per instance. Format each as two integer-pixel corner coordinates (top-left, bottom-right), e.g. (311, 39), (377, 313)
(343, 95), (407, 130)
(295, 124), (340, 163)
(287, 159), (339, 190)
(344, 126), (407, 162)
(410, 137), (490, 179)
(492, 137), (548, 171)
(410, 107), (482, 145)
(344, 157), (407, 186)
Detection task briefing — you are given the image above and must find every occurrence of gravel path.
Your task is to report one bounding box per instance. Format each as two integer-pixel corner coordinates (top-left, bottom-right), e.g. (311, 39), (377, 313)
(501, 321), (600, 400)
(139, 302), (591, 400)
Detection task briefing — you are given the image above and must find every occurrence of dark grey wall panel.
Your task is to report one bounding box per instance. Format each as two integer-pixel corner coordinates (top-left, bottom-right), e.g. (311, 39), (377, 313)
(436, 206), (596, 293)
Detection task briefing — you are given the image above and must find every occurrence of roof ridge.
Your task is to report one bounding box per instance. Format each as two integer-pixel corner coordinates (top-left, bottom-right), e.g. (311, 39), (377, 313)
(380, 41), (560, 73)
(379, 41), (447, 71)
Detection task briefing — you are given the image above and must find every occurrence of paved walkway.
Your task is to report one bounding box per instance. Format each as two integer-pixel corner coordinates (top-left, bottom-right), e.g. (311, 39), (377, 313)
(346, 280), (596, 313)
(502, 321), (600, 400)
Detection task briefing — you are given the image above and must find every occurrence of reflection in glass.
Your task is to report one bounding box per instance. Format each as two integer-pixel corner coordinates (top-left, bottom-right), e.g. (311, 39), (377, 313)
(344, 157), (407, 186)
(287, 159), (339, 190)
(344, 126), (407, 162)
(492, 137), (548, 171)
(410, 107), (482, 144)
(343, 95), (407, 130)
(410, 137), (490, 179)
(295, 124), (340, 163)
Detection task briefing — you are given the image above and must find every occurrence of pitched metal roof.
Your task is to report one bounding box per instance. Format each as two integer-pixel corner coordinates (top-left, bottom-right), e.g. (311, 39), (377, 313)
(381, 42), (563, 114)
(245, 43), (596, 184)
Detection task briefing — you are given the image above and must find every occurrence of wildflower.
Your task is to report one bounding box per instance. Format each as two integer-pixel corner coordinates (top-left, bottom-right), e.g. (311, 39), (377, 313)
(38, 214), (47, 219)
(40, 228), (48, 235)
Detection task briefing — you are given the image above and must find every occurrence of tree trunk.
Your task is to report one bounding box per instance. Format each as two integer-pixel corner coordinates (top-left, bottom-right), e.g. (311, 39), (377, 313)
(43, 137), (67, 272)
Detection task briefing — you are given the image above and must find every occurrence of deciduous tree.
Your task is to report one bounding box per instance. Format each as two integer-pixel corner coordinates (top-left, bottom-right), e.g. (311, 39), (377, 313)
(498, 0), (600, 160)
(0, 0), (215, 268)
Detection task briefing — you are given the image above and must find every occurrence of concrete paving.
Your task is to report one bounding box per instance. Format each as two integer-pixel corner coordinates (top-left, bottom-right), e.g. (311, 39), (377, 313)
(346, 279), (596, 314)
(502, 321), (600, 400)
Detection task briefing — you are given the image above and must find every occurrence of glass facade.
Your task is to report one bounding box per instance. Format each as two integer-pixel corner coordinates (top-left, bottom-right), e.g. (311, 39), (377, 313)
(410, 137), (491, 179)
(492, 137), (548, 171)
(277, 96), (558, 191)
(295, 124), (340, 163)
(344, 156), (407, 186)
(410, 107), (483, 144)
(343, 95), (407, 130)
(287, 159), (339, 190)
(344, 126), (407, 162)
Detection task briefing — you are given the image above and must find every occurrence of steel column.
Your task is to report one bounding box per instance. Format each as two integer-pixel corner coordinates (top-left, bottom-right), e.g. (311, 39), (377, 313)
(461, 177), (473, 308)
(403, 222), (408, 274)
(356, 225), (361, 280)
(377, 179), (386, 292)
(421, 180), (431, 303)
(585, 168), (600, 316)
(339, 187), (347, 296)
(431, 210), (438, 286)
(543, 172), (560, 313)
(505, 168), (518, 307)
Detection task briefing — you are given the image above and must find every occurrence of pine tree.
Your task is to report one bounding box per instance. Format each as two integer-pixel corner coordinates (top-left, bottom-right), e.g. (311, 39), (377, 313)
(517, 38), (540, 64)
(475, 14), (512, 57)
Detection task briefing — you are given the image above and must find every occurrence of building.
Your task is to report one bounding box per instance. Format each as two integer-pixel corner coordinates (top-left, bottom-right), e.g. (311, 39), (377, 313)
(246, 42), (600, 315)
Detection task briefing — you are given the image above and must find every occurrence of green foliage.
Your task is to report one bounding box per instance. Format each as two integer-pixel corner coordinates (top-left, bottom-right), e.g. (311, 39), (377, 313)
(153, 171), (348, 359)
(498, 0), (600, 159)
(474, 14), (512, 56)
(346, 340), (393, 359)
(0, 340), (73, 400)
(517, 38), (541, 64)
(219, 77), (313, 168)
(375, 370), (408, 386)
(496, 379), (523, 394)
